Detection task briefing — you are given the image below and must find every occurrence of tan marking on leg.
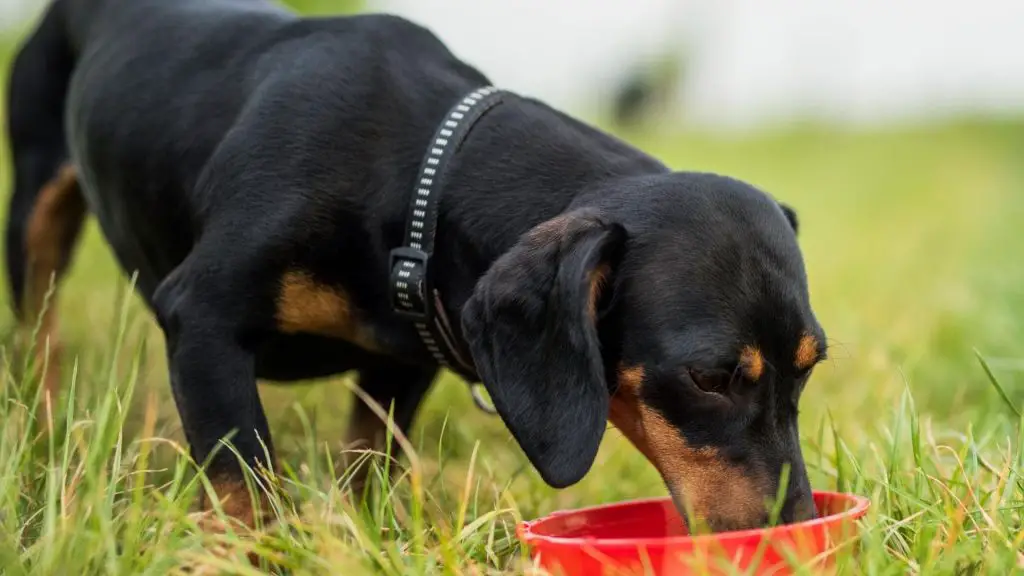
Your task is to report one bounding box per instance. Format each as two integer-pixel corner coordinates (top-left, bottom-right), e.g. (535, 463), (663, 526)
(275, 270), (379, 351)
(193, 474), (275, 567)
(22, 163), (86, 399)
(206, 477), (258, 527)
(200, 470), (279, 530)
(794, 334), (819, 370)
(740, 345), (765, 381)
(608, 364), (769, 531)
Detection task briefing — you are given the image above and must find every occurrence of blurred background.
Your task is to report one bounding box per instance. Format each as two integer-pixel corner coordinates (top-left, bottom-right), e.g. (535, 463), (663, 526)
(1, 0), (1022, 511)
(8, 0), (1024, 130)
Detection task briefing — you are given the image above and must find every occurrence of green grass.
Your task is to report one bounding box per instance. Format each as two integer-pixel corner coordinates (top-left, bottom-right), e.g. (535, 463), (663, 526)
(0, 122), (1020, 576)
(2, 18), (1024, 575)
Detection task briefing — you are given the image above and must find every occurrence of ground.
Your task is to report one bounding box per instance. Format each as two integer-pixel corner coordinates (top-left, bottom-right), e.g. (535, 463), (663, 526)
(1, 23), (1023, 576)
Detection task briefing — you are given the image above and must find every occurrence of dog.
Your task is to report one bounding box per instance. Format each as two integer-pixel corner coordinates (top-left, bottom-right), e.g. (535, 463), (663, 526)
(6, 0), (826, 532)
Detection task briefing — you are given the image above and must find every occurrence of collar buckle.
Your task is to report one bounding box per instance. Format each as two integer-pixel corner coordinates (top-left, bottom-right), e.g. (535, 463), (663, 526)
(389, 246), (431, 321)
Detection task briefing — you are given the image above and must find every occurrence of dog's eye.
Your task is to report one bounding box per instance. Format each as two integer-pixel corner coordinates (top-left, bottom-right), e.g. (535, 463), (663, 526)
(686, 368), (733, 396)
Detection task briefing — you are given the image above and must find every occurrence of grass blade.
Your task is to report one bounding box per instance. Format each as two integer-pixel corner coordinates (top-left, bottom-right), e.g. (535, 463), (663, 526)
(975, 350), (1022, 418)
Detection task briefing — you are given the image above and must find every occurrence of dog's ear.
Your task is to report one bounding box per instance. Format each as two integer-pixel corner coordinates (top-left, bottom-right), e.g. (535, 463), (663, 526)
(462, 209), (625, 488)
(779, 203), (799, 235)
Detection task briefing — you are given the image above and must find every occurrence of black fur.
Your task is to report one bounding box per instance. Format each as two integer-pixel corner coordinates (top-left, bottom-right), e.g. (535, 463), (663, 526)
(5, 0), (825, 529)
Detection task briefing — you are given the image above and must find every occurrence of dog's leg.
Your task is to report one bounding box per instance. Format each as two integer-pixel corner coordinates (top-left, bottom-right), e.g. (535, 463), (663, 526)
(18, 165), (86, 400)
(344, 362), (437, 493)
(153, 258), (275, 528)
(5, 2), (83, 402)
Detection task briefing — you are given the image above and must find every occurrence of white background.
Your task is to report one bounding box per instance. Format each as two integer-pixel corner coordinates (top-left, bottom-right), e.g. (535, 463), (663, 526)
(5, 0), (1024, 130)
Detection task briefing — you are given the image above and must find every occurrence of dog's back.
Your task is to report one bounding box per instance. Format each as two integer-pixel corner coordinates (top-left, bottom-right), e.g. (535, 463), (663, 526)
(4, 0), (488, 391)
(7, 0), (486, 282)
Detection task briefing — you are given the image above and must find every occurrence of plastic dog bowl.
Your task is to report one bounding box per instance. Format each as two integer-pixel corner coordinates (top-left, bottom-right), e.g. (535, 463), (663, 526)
(518, 491), (870, 575)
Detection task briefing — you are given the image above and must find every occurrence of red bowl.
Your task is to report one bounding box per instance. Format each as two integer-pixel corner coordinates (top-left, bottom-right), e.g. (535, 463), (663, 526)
(518, 491), (869, 576)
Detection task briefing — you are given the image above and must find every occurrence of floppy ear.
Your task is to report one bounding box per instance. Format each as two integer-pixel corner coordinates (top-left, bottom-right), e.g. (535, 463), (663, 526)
(779, 203), (799, 235)
(462, 209), (625, 488)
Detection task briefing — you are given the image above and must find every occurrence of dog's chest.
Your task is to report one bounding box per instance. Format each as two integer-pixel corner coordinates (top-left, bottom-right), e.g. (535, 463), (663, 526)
(273, 271), (382, 352)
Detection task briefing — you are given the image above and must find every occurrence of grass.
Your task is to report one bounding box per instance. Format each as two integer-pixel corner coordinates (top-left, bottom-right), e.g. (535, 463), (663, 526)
(2, 20), (1024, 576)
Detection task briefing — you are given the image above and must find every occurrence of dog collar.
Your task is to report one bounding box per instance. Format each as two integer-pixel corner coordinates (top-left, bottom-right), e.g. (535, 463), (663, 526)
(389, 86), (507, 400)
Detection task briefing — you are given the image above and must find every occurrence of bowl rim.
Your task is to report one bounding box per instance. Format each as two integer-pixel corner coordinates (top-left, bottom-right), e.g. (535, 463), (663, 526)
(518, 490), (871, 549)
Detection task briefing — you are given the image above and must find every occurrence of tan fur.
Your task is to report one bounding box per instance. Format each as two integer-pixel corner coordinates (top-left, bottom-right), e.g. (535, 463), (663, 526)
(617, 365), (645, 392)
(609, 365), (656, 462)
(587, 263), (610, 321)
(206, 478), (258, 525)
(190, 475), (271, 567)
(740, 345), (765, 381)
(639, 406), (767, 529)
(275, 271), (378, 351)
(795, 334), (819, 370)
(198, 474), (277, 533)
(22, 163), (86, 399)
(609, 364), (768, 528)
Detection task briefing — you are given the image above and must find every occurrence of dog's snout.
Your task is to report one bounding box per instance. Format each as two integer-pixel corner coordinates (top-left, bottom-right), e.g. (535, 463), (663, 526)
(667, 469), (817, 533)
(702, 512), (770, 533)
(780, 485), (817, 524)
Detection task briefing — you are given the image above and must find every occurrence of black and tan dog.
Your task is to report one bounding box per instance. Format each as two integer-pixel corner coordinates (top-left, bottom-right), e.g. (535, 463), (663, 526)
(6, 0), (826, 531)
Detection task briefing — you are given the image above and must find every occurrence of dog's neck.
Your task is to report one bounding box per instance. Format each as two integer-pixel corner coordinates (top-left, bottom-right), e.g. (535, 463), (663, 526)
(415, 94), (667, 365)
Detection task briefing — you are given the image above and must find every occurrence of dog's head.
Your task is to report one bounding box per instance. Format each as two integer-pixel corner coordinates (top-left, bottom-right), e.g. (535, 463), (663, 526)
(462, 172), (824, 531)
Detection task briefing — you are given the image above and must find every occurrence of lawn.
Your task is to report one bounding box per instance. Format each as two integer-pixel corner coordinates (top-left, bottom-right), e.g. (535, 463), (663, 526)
(2, 16), (1024, 576)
